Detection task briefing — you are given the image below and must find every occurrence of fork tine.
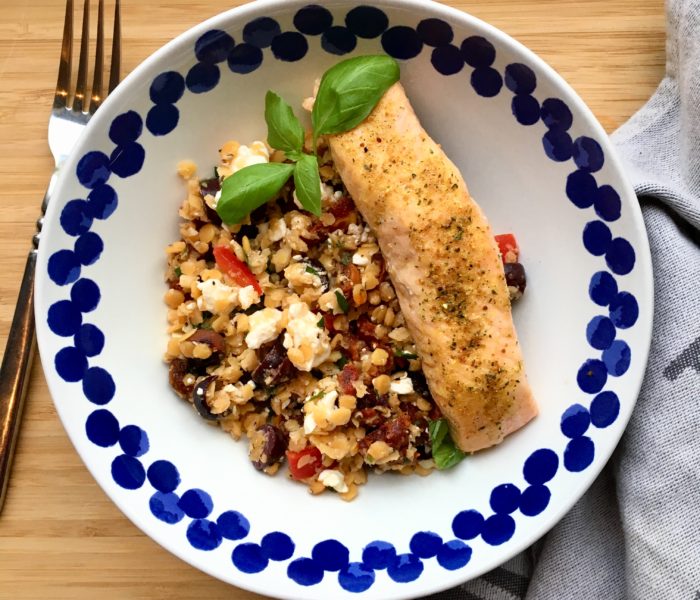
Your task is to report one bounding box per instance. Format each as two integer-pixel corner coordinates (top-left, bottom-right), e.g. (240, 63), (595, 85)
(53, 0), (73, 110)
(72, 0), (90, 113)
(89, 0), (105, 114)
(108, 0), (121, 94)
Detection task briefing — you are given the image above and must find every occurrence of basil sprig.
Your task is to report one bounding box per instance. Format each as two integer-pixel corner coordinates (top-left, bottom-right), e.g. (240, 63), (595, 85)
(215, 55), (399, 224)
(428, 419), (465, 470)
(216, 92), (308, 222)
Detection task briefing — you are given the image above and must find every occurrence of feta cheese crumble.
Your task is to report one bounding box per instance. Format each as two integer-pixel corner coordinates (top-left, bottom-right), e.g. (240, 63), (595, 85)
(390, 376), (414, 395)
(238, 285), (260, 310)
(245, 308), (283, 349)
(231, 141), (269, 174)
(196, 279), (238, 314)
(283, 302), (331, 371)
(268, 218), (287, 242)
(318, 469), (349, 493)
(352, 252), (369, 266)
(304, 389), (339, 434)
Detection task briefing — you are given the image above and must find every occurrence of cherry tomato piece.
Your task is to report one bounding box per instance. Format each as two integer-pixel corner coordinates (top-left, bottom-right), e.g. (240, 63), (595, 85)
(213, 245), (262, 295)
(286, 447), (323, 480)
(495, 233), (519, 264)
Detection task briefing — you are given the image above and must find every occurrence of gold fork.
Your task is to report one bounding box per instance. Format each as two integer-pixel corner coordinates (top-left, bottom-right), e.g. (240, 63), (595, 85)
(0, 0), (122, 514)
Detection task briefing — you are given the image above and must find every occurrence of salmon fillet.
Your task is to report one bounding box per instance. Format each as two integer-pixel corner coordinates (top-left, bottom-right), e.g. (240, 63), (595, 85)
(327, 82), (537, 452)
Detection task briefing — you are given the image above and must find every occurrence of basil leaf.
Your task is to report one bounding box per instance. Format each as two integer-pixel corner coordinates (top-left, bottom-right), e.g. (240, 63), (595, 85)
(317, 316), (325, 328)
(428, 419), (465, 470)
(335, 290), (349, 314)
(265, 91), (305, 155)
(216, 162), (295, 224)
(336, 355), (348, 369)
(433, 441), (466, 470)
(394, 348), (419, 359)
(306, 265), (319, 276)
(312, 55), (400, 144)
(428, 419), (448, 448)
(293, 153), (322, 216)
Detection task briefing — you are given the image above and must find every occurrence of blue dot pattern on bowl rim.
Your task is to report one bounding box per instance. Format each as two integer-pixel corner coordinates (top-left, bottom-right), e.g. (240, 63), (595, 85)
(45, 4), (639, 593)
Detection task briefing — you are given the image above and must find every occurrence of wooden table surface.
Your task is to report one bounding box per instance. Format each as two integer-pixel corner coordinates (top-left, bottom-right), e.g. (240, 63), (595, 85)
(0, 1), (665, 598)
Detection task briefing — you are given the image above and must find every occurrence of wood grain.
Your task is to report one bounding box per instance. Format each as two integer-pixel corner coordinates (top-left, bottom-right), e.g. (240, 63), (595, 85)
(0, 1), (665, 598)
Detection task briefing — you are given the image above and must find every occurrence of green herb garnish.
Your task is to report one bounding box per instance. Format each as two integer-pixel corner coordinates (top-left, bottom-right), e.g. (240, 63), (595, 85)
(394, 348), (419, 360)
(306, 265), (320, 276)
(215, 56), (399, 224)
(340, 251), (352, 265)
(264, 90), (305, 159)
(428, 419), (465, 470)
(335, 290), (349, 314)
(317, 316), (325, 328)
(312, 55), (400, 151)
(174, 266), (182, 277)
(216, 162), (295, 224)
(294, 153), (322, 216)
(335, 355), (349, 369)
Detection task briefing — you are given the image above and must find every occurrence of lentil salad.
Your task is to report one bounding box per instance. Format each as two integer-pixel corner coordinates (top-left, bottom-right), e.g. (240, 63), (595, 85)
(163, 136), (526, 500)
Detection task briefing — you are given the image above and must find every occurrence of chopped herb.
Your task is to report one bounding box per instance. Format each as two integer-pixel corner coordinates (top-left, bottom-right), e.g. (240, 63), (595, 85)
(394, 348), (419, 360)
(174, 266), (182, 277)
(317, 316), (325, 328)
(335, 355), (349, 369)
(428, 419), (465, 470)
(306, 265), (320, 276)
(335, 290), (349, 314)
(340, 251), (352, 265)
(365, 454), (375, 465)
(195, 320), (213, 330)
(307, 390), (325, 402)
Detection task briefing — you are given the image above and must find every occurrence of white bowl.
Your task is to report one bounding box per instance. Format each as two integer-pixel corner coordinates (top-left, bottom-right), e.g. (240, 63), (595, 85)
(35, 1), (653, 598)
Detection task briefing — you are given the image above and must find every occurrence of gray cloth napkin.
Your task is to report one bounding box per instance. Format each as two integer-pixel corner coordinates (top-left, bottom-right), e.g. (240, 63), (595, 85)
(435, 0), (700, 598)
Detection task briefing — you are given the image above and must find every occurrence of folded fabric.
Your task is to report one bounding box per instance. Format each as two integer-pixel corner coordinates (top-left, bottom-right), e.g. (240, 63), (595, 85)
(437, 0), (700, 598)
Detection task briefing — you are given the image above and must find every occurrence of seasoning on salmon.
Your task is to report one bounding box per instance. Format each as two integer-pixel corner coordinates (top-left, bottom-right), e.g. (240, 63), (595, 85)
(327, 82), (538, 452)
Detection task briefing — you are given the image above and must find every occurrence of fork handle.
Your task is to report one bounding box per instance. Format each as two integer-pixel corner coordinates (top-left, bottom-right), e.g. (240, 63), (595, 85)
(0, 249), (37, 514)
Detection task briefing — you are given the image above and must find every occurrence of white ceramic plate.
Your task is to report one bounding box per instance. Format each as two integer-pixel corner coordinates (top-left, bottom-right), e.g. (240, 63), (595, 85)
(35, 1), (653, 598)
